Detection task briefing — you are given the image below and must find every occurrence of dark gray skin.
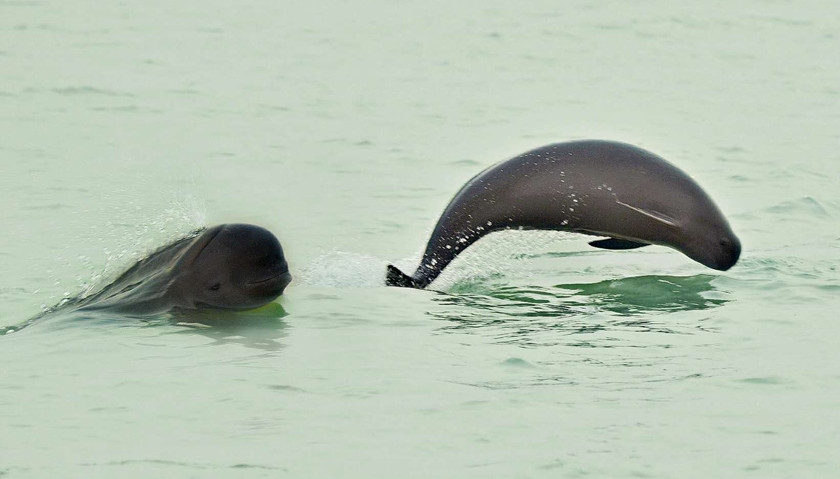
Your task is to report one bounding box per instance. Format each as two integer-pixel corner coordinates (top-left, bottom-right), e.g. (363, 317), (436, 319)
(73, 224), (291, 314)
(387, 140), (741, 289)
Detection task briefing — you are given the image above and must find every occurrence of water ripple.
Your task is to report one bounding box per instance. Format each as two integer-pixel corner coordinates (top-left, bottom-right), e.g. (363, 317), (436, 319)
(428, 275), (726, 346)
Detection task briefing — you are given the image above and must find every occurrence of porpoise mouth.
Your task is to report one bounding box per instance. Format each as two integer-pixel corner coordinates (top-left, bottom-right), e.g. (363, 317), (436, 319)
(247, 270), (292, 287)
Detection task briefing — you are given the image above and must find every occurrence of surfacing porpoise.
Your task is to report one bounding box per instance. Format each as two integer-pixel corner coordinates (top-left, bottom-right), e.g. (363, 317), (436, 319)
(387, 140), (741, 289)
(74, 223), (291, 314)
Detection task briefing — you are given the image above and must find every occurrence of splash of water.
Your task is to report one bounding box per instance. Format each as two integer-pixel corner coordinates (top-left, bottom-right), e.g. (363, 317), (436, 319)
(79, 189), (207, 296)
(298, 251), (389, 288)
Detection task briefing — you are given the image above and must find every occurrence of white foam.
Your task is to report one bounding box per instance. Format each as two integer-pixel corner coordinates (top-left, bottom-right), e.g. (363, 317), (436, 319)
(298, 251), (390, 288)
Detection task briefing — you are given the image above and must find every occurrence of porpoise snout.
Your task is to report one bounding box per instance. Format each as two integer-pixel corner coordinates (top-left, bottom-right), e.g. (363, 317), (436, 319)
(711, 235), (741, 271)
(246, 269), (292, 297)
(245, 251), (291, 295)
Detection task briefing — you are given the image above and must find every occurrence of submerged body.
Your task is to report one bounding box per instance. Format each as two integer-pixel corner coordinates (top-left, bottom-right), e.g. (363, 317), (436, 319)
(72, 223), (291, 314)
(387, 140), (741, 289)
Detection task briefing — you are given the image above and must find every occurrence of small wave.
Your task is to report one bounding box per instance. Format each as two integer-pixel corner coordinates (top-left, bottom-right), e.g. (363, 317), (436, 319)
(436, 274), (727, 319)
(79, 459), (285, 471)
(51, 86), (134, 97)
(764, 196), (832, 218)
(449, 158), (483, 167)
(427, 275), (728, 347)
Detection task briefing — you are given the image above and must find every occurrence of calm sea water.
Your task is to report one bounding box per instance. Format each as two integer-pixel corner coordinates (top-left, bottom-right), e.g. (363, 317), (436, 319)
(2, 1), (839, 477)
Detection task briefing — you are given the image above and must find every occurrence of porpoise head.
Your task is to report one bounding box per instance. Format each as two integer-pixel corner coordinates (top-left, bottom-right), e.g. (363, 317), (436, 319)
(679, 213), (741, 271)
(611, 183), (741, 271)
(652, 191), (741, 271)
(175, 224), (291, 310)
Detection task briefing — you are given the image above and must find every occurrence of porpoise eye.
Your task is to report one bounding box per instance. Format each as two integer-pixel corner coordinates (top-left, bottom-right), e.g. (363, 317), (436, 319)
(209, 283), (221, 291)
(720, 238), (729, 247)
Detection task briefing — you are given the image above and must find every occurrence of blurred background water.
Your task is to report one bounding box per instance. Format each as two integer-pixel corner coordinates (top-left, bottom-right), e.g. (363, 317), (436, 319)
(1, 0), (839, 477)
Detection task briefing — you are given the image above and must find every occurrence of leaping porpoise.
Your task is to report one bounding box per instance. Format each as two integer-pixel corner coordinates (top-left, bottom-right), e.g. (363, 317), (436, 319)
(72, 223), (291, 314)
(386, 140), (741, 289)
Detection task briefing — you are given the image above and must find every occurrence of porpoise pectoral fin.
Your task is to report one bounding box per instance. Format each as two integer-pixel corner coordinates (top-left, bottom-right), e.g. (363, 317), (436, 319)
(615, 200), (681, 228)
(589, 238), (650, 250)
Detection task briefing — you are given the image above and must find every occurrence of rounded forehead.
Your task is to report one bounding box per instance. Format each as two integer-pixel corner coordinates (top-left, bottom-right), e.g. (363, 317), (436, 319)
(187, 224), (285, 276)
(213, 224), (283, 251)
